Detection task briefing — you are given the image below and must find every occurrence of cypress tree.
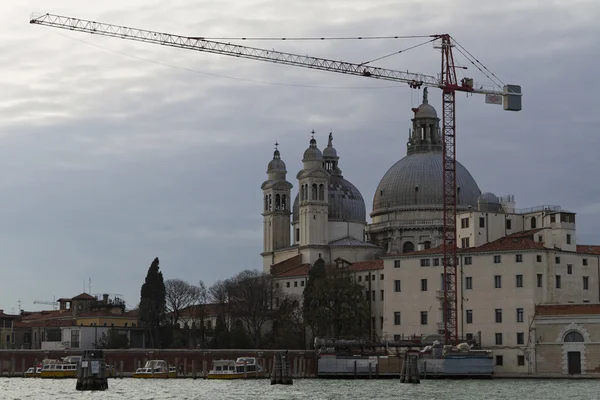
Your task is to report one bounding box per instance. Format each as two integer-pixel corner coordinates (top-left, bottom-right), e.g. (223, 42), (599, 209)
(140, 257), (166, 348)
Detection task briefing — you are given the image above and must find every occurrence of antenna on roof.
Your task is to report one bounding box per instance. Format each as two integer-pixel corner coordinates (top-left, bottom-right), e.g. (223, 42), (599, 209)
(89, 278), (92, 294)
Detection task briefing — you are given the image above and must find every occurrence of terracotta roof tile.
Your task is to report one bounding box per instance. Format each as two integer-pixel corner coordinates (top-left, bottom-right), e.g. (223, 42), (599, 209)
(461, 237), (545, 253)
(536, 304), (600, 316)
(0, 311), (19, 319)
(275, 263), (310, 278)
(577, 245), (600, 255)
(348, 260), (383, 271)
(21, 310), (72, 321)
(270, 254), (304, 276)
(15, 319), (76, 328)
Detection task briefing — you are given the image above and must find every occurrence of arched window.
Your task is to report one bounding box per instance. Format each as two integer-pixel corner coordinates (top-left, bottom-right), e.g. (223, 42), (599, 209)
(275, 194), (281, 210)
(303, 185), (307, 201)
(319, 184), (325, 201)
(564, 331), (584, 342)
(531, 217), (537, 229)
(312, 184), (318, 200)
(264, 195), (268, 211)
(424, 241), (432, 249)
(282, 194), (287, 210)
(268, 194), (272, 211)
(403, 241), (415, 253)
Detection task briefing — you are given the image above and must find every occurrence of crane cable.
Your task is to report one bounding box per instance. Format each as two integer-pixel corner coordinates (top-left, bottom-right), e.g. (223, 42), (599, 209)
(193, 35), (433, 41)
(451, 36), (505, 90)
(359, 37), (437, 66)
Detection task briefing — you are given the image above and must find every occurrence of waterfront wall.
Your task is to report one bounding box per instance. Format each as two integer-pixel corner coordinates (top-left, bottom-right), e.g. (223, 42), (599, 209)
(0, 349), (317, 378)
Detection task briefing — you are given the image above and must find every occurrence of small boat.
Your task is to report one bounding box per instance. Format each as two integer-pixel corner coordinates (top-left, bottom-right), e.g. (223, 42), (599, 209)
(24, 366), (41, 378)
(207, 357), (263, 379)
(133, 360), (177, 379)
(40, 357), (81, 379)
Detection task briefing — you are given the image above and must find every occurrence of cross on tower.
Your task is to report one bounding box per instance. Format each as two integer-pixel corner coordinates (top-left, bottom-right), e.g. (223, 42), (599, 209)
(311, 129), (315, 139)
(274, 141), (279, 150)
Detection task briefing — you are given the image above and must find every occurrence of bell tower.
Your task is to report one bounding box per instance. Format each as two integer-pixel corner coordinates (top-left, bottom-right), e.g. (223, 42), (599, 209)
(261, 143), (292, 272)
(296, 132), (329, 250)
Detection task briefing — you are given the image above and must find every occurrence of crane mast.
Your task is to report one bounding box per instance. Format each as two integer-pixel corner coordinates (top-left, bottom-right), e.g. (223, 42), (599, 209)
(30, 13), (521, 345)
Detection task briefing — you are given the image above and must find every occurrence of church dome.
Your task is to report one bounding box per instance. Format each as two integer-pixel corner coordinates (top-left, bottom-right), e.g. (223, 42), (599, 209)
(293, 175), (366, 223)
(478, 192), (499, 204)
(372, 152), (481, 214)
(267, 149), (286, 172)
(303, 137), (323, 162)
(415, 102), (437, 119)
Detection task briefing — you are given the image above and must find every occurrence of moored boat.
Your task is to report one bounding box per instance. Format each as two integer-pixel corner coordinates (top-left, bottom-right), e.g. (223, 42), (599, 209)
(207, 357), (263, 379)
(24, 366), (42, 378)
(40, 356), (81, 379)
(133, 360), (177, 379)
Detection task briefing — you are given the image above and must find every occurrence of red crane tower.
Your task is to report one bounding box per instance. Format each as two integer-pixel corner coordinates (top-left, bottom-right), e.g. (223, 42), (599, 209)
(30, 13), (522, 345)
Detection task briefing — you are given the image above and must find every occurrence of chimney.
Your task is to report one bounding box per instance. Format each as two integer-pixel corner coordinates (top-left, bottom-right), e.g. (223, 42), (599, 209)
(102, 294), (109, 303)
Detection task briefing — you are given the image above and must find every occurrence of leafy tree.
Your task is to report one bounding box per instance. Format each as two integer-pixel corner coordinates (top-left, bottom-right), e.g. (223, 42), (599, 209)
(268, 295), (306, 349)
(303, 259), (370, 340)
(97, 328), (129, 349)
(139, 257), (166, 348)
(210, 314), (231, 349)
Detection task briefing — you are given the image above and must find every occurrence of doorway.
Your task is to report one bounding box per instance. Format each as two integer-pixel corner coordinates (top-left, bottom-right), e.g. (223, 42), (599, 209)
(567, 351), (581, 375)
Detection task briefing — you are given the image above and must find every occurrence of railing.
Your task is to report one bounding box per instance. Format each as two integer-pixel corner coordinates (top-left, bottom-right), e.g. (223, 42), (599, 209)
(517, 205), (561, 214)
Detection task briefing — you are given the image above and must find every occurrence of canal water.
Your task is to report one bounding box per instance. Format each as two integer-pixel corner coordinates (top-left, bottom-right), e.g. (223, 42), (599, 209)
(0, 378), (598, 399)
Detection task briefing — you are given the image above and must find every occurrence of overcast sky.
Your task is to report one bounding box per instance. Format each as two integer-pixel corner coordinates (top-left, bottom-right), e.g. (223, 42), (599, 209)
(0, 0), (598, 312)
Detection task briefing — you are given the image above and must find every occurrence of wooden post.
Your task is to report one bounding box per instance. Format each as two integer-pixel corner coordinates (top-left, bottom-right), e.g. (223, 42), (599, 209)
(184, 358), (187, 378)
(192, 360), (196, 380)
(134, 358), (137, 374)
(21, 358), (25, 376)
(202, 359), (207, 379)
(0, 356), (3, 377)
(10, 358), (15, 377)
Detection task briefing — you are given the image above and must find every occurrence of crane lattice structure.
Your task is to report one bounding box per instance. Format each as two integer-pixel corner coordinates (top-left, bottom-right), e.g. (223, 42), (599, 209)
(29, 13), (522, 345)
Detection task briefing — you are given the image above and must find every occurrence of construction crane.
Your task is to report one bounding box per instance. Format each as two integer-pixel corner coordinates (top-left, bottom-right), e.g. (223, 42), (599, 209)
(29, 13), (522, 345)
(33, 299), (58, 310)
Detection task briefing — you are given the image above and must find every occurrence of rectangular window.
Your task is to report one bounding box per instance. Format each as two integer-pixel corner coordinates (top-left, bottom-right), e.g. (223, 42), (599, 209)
(295, 229), (300, 242)
(537, 255), (542, 262)
(567, 264), (572, 275)
(393, 334), (401, 341)
(515, 254), (523, 263)
(394, 312), (401, 325)
(550, 215), (556, 223)
(294, 281), (298, 287)
(394, 260), (401, 268)
(466, 333), (474, 340)
(420, 311), (428, 325)
(556, 275), (561, 289)
(380, 274), (384, 280)
(583, 276), (589, 290)
(506, 219), (512, 229)
(394, 280), (401, 292)
(518, 355), (525, 366)
(495, 333), (503, 345)
(537, 274), (543, 288)
(461, 237), (470, 248)
(494, 275), (502, 288)
(566, 234), (571, 244)
(495, 309), (502, 323)
(555, 257), (560, 264)
(496, 355), (503, 366)
(466, 310), (473, 324)
(358, 276), (362, 282)
(517, 308), (524, 323)
(461, 218), (469, 229)
(372, 275), (375, 281)
(380, 290), (384, 301)
(372, 290), (375, 301)
(583, 258), (588, 266)
(433, 258), (440, 266)
(286, 282), (290, 288)
(301, 280), (305, 287)
(365, 290), (369, 300)
(465, 277), (473, 290)
(421, 279), (428, 291)
(516, 275), (523, 288)
(479, 217), (485, 228)
(517, 332), (525, 345)
(464, 256), (472, 265)
(420, 259), (431, 267)
(380, 316), (384, 330)
(494, 255), (501, 264)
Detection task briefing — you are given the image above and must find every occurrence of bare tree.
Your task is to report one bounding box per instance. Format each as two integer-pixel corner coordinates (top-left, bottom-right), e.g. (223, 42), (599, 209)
(227, 270), (280, 348)
(165, 279), (200, 327)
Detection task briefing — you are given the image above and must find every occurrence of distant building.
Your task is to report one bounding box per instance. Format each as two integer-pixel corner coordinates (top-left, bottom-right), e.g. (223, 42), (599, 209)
(0, 310), (18, 349)
(14, 292), (142, 350)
